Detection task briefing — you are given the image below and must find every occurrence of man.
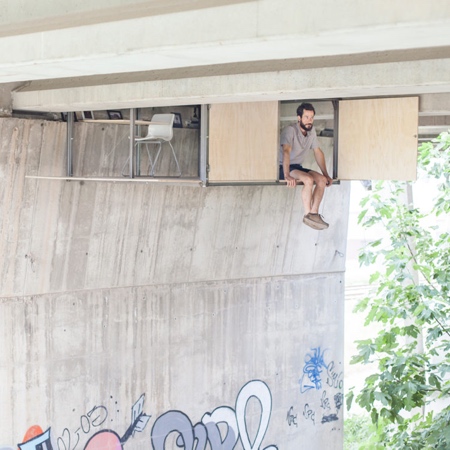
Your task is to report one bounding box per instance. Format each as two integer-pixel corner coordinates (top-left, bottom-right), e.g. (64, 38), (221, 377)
(279, 102), (333, 230)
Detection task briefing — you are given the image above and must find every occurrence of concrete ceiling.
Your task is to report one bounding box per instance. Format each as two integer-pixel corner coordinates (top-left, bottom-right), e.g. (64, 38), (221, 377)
(1, 0), (450, 134)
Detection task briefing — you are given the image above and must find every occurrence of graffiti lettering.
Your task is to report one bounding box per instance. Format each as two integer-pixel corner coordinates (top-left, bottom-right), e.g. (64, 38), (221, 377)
(57, 428), (74, 450)
(84, 396), (150, 450)
(17, 383), (277, 450)
(19, 428), (53, 450)
(202, 406), (239, 449)
(299, 347), (328, 393)
(334, 393), (344, 412)
(298, 346), (343, 428)
(302, 404), (315, 426)
(57, 406), (108, 450)
(151, 380), (277, 450)
(326, 361), (343, 390)
(286, 407), (298, 427)
(236, 381), (277, 450)
(320, 391), (331, 411)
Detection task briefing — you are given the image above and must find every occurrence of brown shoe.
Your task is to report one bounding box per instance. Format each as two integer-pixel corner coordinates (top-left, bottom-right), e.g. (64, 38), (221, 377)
(303, 213), (329, 230)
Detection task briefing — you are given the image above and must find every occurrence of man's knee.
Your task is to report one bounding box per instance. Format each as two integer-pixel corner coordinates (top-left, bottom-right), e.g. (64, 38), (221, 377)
(302, 174), (315, 188)
(314, 174), (327, 188)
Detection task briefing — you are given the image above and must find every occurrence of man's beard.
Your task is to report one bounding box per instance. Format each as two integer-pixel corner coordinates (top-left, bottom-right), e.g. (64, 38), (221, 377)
(299, 120), (312, 132)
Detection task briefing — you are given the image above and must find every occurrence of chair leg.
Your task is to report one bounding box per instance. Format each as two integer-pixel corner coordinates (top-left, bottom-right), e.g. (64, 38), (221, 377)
(149, 142), (162, 176)
(121, 141), (143, 176)
(144, 143), (155, 176)
(152, 142), (181, 177)
(168, 141), (182, 177)
(121, 154), (131, 177)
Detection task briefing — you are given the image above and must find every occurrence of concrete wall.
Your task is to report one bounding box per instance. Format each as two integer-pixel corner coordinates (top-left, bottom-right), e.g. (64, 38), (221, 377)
(0, 118), (350, 449)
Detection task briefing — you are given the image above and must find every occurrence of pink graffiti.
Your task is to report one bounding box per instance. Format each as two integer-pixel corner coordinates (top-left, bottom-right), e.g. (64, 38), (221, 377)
(84, 431), (122, 450)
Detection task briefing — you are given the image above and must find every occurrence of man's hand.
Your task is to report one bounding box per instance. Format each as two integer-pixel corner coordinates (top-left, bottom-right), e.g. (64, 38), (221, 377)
(324, 175), (333, 186)
(285, 174), (297, 187)
(282, 144), (296, 187)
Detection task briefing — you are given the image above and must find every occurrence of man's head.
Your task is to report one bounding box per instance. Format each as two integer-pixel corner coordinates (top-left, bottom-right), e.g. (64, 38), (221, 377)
(297, 103), (315, 132)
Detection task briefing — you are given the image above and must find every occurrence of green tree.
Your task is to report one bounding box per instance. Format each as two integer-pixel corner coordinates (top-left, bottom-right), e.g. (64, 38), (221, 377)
(346, 131), (450, 449)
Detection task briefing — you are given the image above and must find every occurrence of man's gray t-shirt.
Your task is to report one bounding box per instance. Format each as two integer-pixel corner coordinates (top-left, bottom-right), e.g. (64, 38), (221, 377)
(279, 123), (320, 166)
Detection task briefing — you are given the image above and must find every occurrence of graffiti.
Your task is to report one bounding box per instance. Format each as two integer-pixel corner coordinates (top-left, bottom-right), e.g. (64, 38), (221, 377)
(321, 414), (338, 424)
(83, 431), (122, 450)
(16, 382), (276, 450)
(151, 380), (277, 450)
(22, 426), (45, 444)
(318, 390), (344, 425)
(17, 397), (149, 450)
(122, 394), (151, 442)
(320, 391), (331, 411)
(334, 393), (344, 412)
(19, 428), (53, 450)
(84, 395), (150, 450)
(298, 346), (343, 429)
(299, 347), (328, 393)
(286, 407), (298, 427)
(302, 404), (315, 425)
(326, 361), (343, 390)
(56, 405), (108, 450)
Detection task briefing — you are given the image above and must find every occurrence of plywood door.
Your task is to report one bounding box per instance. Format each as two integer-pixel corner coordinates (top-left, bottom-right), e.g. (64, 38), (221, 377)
(338, 97), (418, 181)
(208, 101), (279, 182)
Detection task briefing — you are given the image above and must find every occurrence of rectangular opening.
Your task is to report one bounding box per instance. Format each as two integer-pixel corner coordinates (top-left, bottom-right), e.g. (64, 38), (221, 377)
(33, 96), (419, 185)
(279, 99), (336, 181)
(71, 106), (202, 181)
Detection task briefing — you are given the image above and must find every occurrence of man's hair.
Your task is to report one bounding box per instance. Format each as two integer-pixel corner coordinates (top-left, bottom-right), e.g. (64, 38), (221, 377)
(297, 102), (315, 117)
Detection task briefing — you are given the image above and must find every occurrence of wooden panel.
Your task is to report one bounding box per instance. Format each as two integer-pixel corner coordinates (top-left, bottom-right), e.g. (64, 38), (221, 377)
(208, 101), (279, 182)
(338, 97), (418, 181)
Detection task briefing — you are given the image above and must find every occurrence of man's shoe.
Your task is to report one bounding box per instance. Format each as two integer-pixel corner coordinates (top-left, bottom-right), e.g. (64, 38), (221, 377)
(303, 213), (329, 230)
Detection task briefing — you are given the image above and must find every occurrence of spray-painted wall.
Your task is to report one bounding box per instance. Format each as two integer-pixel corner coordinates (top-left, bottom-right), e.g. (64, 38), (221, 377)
(0, 118), (350, 449)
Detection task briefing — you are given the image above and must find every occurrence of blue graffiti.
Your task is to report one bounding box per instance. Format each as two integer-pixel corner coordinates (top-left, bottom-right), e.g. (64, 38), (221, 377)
(299, 347), (329, 393)
(334, 392), (344, 412)
(321, 414), (339, 424)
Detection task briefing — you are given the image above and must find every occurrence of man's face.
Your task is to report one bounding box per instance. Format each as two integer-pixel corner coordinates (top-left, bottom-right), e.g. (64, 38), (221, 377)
(298, 110), (315, 132)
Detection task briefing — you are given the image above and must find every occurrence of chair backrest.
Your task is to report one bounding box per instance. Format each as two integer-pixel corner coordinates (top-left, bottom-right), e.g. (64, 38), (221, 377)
(146, 113), (175, 141)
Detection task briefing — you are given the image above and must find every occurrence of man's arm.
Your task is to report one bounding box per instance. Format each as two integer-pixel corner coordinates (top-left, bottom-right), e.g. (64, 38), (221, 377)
(313, 147), (333, 186)
(283, 144), (297, 187)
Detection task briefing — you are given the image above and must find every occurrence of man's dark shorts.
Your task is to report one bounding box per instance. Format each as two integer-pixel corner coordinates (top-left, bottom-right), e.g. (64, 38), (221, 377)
(279, 164), (311, 180)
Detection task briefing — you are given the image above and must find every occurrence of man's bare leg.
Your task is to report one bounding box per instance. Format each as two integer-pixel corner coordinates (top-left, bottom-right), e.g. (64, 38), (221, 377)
(290, 169), (314, 214)
(308, 171), (327, 213)
(290, 169), (329, 230)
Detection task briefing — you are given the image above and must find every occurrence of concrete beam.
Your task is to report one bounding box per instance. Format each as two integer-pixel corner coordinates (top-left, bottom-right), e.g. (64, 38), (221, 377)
(0, 82), (23, 116)
(1, 0), (450, 84)
(13, 59), (450, 112)
(419, 93), (450, 116)
(0, 0), (251, 37)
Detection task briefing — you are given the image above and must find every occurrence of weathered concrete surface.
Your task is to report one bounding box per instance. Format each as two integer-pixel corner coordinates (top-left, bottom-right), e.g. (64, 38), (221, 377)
(0, 118), (347, 298)
(0, 118), (349, 449)
(2, 0), (449, 83)
(1, 276), (345, 449)
(13, 58), (450, 112)
(4, 0), (450, 112)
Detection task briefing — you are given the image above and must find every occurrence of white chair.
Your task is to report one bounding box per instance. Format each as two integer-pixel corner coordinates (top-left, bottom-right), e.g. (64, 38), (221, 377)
(135, 113), (181, 177)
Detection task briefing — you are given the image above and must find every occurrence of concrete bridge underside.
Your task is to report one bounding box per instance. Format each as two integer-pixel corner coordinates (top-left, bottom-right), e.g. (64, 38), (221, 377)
(1, 2), (449, 450)
(0, 0), (449, 118)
